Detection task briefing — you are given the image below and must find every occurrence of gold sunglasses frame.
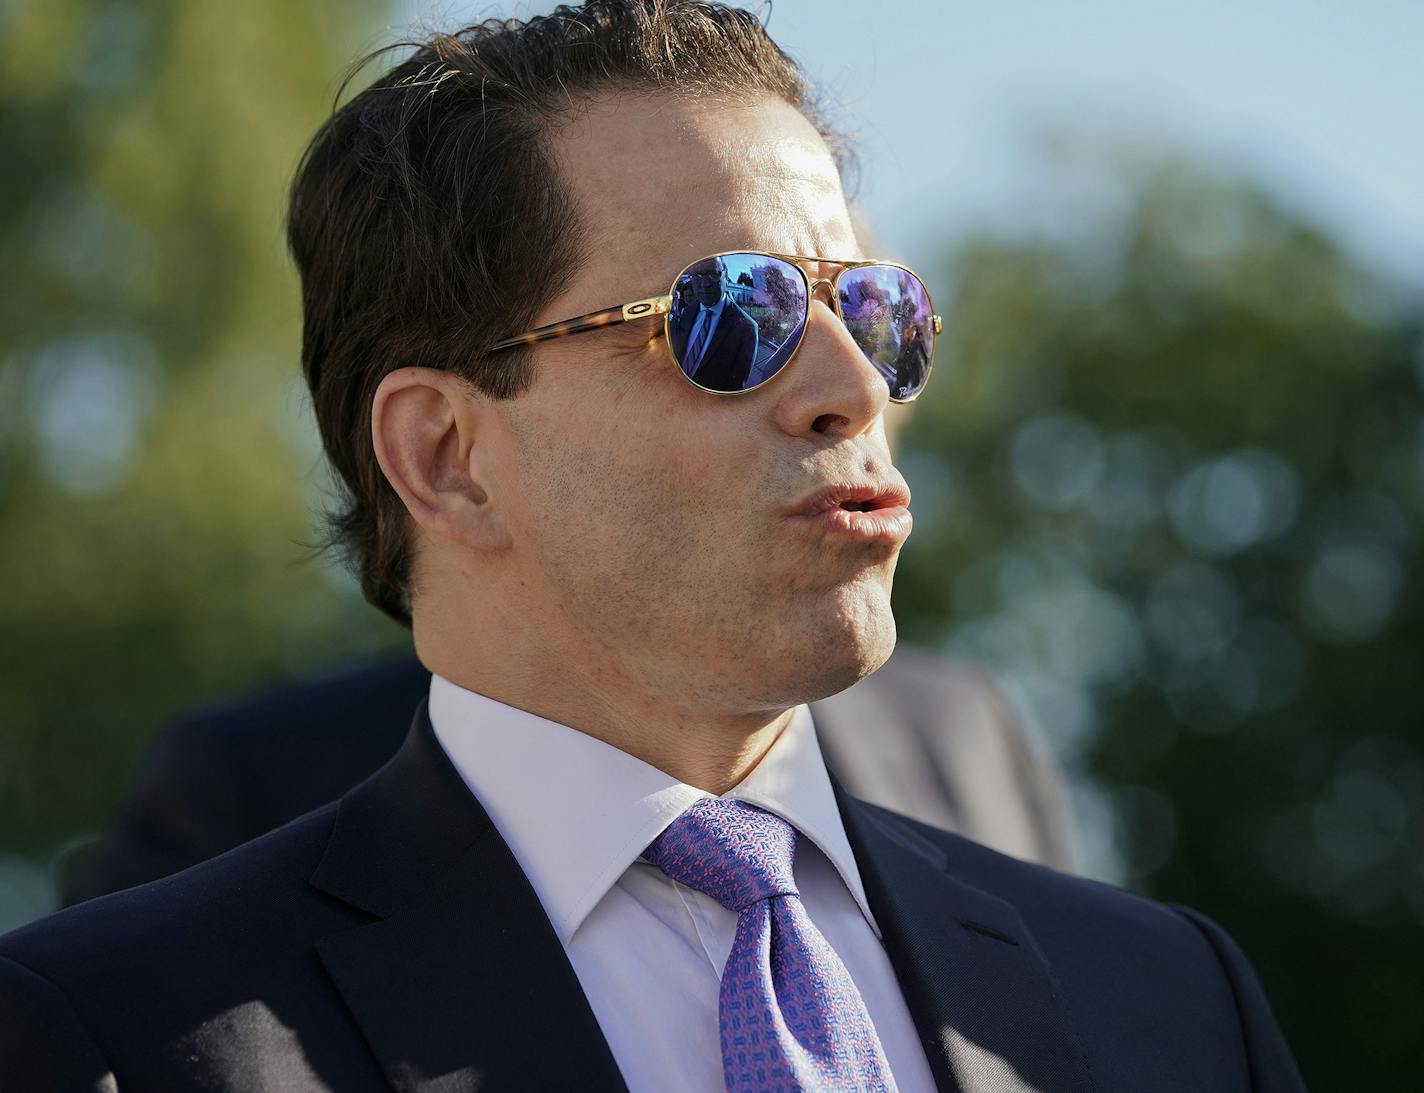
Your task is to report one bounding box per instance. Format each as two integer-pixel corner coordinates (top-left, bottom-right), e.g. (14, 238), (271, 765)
(486, 250), (943, 402)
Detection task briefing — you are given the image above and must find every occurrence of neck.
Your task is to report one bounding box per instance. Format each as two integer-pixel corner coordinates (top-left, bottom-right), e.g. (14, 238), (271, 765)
(416, 601), (796, 796)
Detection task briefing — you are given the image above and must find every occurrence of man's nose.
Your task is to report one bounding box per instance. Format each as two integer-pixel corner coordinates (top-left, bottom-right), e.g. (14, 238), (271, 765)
(770, 282), (889, 440)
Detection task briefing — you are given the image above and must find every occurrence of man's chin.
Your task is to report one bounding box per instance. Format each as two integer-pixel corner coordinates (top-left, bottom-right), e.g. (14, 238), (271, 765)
(760, 584), (899, 705)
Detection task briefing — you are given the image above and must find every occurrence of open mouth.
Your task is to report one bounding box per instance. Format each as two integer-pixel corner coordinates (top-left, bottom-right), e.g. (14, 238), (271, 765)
(815, 484), (911, 515)
(787, 482), (913, 543)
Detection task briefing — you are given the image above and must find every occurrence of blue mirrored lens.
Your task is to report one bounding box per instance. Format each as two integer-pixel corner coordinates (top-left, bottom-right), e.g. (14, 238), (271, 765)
(670, 253), (809, 392)
(837, 265), (935, 401)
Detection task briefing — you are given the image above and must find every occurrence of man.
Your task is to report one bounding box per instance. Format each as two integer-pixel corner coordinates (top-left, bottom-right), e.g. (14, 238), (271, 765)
(671, 256), (759, 390)
(0, 4), (1306, 1090)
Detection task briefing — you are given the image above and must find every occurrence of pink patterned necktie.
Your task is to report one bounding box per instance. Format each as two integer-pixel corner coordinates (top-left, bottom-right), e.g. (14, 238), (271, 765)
(642, 797), (898, 1092)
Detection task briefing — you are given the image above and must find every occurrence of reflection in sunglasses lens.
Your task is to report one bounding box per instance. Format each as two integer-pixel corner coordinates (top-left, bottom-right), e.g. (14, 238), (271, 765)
(670, 254), (809, 393)
(837, 264), (935, 401)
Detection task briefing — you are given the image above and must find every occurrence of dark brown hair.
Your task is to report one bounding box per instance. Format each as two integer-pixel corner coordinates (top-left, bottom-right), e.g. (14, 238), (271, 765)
(287, 0), (855, 627)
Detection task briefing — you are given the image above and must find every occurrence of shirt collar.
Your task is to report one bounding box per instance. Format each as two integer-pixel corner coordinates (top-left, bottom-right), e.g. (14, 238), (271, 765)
(427, 672), (881, 945)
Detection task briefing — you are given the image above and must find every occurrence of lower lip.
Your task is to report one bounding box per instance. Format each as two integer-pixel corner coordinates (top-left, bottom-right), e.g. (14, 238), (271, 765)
(792, 504), (913, 543)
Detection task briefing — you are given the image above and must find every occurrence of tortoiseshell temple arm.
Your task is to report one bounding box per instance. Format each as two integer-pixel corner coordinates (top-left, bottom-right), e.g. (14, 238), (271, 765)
(487, 295), (672, 353)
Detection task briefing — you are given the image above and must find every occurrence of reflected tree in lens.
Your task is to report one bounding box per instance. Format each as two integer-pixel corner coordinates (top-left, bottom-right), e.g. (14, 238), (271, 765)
(841, 273), (897, 380)
(840, 266), (934, 397)
(738, 256), (808, 387)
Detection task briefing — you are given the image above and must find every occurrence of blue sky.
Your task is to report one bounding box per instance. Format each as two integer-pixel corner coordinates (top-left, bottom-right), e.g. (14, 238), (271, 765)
(403, 1), (1424, 290)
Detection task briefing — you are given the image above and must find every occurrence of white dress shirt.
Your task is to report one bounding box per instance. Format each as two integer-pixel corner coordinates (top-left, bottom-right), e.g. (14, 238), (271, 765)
(428, 673), (938, 1093)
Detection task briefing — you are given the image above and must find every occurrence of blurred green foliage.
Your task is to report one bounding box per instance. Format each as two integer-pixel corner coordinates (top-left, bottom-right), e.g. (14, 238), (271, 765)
(1, 2), (1420, 1089)
(0, 0), (405, 900)
(893, 147), (1424, 1089)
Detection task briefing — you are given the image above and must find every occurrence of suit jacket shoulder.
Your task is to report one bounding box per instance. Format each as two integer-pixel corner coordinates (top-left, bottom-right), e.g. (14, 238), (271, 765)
(0, 802), (379, 1091)
(2, 707), (625, 1092)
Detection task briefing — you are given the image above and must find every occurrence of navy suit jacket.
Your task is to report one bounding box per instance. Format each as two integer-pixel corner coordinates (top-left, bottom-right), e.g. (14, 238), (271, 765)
(0, 696), (1305, 1091)
(674, 295), (759, 391)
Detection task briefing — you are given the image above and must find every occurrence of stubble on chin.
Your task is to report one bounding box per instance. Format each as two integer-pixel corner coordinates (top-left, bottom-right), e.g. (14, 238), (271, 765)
(722, 565), (899, 709)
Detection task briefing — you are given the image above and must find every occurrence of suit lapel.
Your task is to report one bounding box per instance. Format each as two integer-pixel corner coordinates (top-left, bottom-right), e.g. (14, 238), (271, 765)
(831, 771), (1095, 1093)
(307, 696), (1089, 1093)
(309, 698), (628, 1093)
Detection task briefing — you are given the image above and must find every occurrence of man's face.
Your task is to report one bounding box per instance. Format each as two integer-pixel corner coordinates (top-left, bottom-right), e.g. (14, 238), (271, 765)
(692, 262), (726, 306)
(485, 92), (910, 712)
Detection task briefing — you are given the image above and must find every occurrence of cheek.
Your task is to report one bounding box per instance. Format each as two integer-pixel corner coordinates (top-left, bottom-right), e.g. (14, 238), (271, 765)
(503, 367), (788, 601)
(511, 411), (725, 584)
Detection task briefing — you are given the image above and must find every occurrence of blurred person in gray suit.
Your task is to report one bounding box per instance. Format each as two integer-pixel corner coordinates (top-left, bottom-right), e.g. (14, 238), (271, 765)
(61, 640), (1075, 906)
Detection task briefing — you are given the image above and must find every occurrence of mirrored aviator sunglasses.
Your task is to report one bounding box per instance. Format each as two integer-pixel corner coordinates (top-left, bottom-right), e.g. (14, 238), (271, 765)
(487, 250), (942, 402)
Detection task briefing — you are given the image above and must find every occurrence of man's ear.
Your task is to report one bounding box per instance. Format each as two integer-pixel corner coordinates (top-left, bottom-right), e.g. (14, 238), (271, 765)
(371, 367), (509, 551)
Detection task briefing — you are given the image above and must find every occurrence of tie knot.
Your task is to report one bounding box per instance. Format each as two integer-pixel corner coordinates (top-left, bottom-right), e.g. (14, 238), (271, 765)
(643, 798), (799, 912)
